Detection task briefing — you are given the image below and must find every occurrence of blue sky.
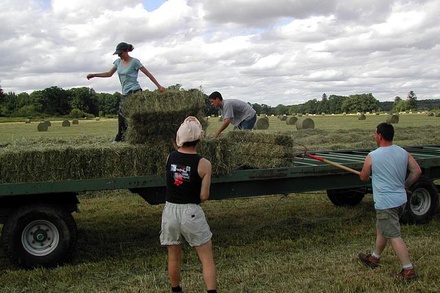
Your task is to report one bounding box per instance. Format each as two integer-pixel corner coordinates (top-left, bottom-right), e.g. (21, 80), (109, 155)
(40, 0), (166, 11)
(143, 0), (166, 11)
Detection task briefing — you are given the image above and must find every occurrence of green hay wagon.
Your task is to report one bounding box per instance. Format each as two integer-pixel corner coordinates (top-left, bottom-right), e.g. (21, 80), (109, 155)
(0, 145), (439, 269)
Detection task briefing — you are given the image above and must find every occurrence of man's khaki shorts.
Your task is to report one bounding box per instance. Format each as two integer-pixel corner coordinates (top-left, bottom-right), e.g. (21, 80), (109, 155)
(160, 202), (212, 247)
(376, 204), (406, 238)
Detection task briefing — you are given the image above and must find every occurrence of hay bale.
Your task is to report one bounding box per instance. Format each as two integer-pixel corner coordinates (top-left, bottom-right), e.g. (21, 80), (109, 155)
(286, 116), (298, 125)
(72, 119), (79, 125)
(122, 89), (206, 144)
(358, 114), (366, 120)
(198, 138), (234, 175)
(44, 120), (51, 127)
(386, 114), (399, 124)
(25, 119), (31, 124)
(222, 132), (296, 170)
(0, 140), (177, 184)
(37, 122), (48, 132)
(436, 112), (440, 117)
(296, 118), (315, 130)
(226, 131), (294, 147)
(62, 120), (71, 127)
(254, 117), (269, 130)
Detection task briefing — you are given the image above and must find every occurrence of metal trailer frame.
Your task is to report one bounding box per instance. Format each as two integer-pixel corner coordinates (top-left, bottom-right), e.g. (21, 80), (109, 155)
(0, 145), (439, 269)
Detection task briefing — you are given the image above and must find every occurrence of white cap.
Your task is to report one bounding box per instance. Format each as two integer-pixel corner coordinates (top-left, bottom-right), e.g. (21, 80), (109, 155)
(176, 116), (203, 147)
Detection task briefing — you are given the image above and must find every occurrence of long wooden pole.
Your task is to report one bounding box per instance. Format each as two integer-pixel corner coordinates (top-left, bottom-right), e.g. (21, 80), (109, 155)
(305, 153), (361, 175)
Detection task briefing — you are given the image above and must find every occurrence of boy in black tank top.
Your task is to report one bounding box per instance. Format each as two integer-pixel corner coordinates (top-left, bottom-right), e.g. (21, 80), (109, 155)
(160, 116), (217, 293)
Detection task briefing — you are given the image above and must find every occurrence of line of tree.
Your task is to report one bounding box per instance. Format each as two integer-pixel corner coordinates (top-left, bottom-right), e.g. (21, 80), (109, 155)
(0, 84), (438, 119)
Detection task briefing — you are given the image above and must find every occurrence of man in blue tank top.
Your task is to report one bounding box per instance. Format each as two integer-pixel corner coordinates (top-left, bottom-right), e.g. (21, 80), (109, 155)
(358, 123), (421, 280)
(160, 116), (217, 293)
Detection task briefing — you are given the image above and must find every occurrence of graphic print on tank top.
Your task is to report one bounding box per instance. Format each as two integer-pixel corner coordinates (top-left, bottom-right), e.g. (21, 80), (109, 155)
(170, 164), (192, 186)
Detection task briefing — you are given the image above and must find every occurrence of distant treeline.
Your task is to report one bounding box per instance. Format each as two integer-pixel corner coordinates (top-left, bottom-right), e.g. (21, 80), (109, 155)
(0, 85), (439, 118)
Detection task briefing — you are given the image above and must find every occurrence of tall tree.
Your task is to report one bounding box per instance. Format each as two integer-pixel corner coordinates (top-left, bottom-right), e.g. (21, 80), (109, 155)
(407, 91), (417, 110)
(317, 93), (329, 114)
(97, 92), (121, 116)
(252, 103), (262, 115)
(40, 86), (71, 116)
(301, 99), (319, 114)
(327, 95), (347, 114)
(341, 93), (379, 113)
(0, 84), (5, 101)
(68, 87), (99, 116)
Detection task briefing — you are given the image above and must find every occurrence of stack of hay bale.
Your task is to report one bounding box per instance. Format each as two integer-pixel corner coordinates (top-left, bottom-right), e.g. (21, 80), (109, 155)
(122, 89), (207, 144)
(0, 89), (300, 183)
(0, 143), (171, 183)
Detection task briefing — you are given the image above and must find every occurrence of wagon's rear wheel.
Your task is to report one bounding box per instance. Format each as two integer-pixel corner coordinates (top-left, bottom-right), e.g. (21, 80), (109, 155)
(326, 188), (365, 206)
(1, 204), (77, 269)
(400, 175), (439, 224)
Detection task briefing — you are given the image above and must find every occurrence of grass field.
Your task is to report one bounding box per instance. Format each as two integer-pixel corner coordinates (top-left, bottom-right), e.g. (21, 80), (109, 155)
(0, 114), (440, 292)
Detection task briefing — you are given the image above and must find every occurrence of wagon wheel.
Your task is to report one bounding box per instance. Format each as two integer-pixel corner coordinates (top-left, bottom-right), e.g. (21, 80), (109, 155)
(400, 175), (439, 224)
(1, 204), (77, 269)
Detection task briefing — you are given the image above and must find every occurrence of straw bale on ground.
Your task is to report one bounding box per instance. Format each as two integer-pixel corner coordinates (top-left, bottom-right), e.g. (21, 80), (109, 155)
(286, 116), (298, 125)
(254, 117), (269, 130)
(386, 114), (399, 124)
(37, 122), (48, 132)
(296, 118), (315, 130)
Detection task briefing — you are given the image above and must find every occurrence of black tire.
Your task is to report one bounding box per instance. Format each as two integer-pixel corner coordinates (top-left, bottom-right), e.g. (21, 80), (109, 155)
(400, 175), (439, 224)
(1, 204), (77, 269)
(327, 188), (365, 206)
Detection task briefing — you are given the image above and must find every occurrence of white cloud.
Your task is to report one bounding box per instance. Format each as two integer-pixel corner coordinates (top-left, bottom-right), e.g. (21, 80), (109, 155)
(0, 0), (439, 106)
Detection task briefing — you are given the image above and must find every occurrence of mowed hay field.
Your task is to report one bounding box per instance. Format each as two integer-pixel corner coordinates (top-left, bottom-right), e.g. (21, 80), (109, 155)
(0, 114), (440, 293)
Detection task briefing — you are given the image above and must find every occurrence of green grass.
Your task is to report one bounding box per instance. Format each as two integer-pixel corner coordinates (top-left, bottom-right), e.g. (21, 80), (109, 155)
(1, 192), (439, 292)
(0, 114), (439, 292)
(0, 119), (116, 144)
